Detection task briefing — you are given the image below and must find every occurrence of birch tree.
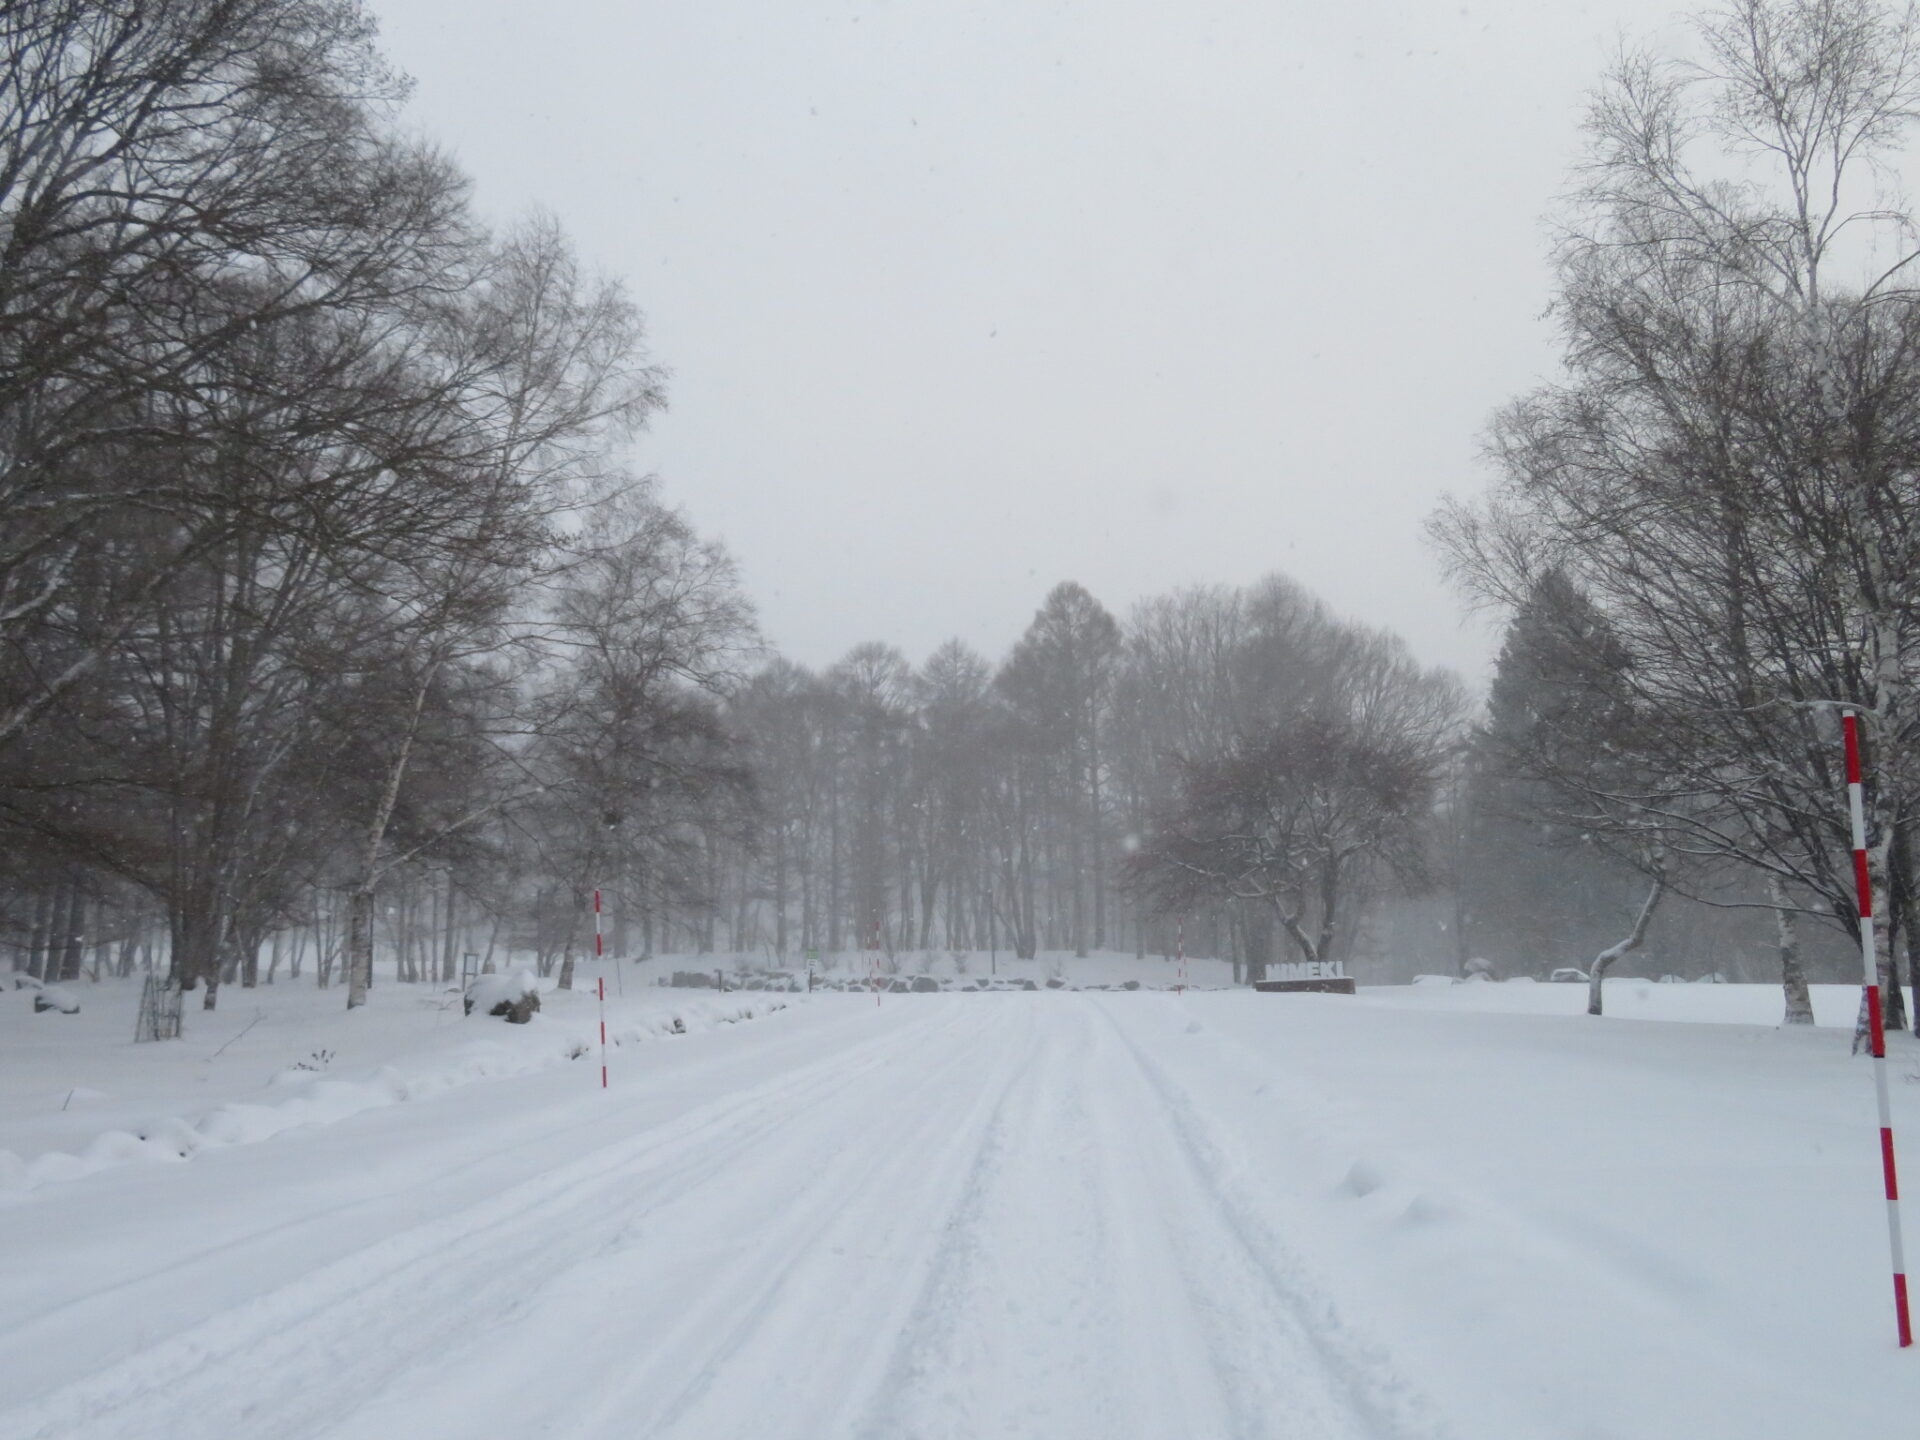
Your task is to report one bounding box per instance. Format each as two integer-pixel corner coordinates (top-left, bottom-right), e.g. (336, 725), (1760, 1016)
(1434, 0), (1920, 1029)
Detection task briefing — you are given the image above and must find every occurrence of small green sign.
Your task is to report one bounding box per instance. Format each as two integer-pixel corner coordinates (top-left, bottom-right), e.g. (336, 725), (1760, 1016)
(804, 948), (820, 962)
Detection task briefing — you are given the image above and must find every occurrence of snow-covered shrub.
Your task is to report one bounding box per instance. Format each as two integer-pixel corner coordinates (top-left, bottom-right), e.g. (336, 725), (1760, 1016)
(34, 986), (81, 1014)
(464, 969), (541, 1023)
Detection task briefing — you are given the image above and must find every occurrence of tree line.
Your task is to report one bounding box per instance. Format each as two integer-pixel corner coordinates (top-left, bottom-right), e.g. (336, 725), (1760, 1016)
(714, 577), (1464, 983)
(0, 2), (1476, 1007)
(6, 0), (1895, 1019)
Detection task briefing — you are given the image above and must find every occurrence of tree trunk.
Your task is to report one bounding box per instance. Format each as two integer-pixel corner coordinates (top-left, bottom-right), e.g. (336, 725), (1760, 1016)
(347, 662), (439, 1009)
(25, 887), (53, 979)
(1588, 856), (1666, 1017)
(1069, 788), (1089, 959)
(1277, 906), (1321, 969)
(1088, 702), (1108, 953)
(557, 889), (581, 991)
(316, 896), (335, 988)
(1243, 904), (1274, 985)
(440, 873), (459, 983)
(773, 839), (789, 961)
(1769, 875), (1814, 1025)
(57, 881), (86, 983)
(347, 885), (375, 1009)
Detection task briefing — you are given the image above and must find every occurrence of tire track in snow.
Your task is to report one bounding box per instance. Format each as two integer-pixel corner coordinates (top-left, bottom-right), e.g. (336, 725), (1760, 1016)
(1, 994), (875, 1365)
(858, 997), (1420, 1440)
(516, 1000), (1046, 1440)
(1092, 998), (1458, 1440)
(0, 1003), (964, 1440)
(4, 996), (1461, 1440)
(853, 997), (1254, 1439)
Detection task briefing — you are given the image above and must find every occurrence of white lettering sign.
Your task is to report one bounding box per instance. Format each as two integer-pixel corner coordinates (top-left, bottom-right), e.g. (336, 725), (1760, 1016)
(1268, 960), (1345, 981)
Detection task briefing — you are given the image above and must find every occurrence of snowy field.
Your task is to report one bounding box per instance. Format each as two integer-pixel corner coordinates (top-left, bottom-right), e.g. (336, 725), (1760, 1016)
(2, 959), (1916, 1439)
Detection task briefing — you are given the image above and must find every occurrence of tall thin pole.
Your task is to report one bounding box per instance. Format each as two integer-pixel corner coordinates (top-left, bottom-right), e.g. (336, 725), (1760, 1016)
(1844, 709), (1912, 1347)
(596, 888), (619, 995)
(597, 975), (608, 1090)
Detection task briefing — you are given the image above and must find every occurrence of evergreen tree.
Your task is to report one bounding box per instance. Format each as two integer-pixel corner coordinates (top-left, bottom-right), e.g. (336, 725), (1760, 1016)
(1461, 572), (1646, 977)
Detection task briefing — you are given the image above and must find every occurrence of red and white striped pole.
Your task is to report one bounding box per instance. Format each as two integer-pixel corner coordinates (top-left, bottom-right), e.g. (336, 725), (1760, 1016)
(594, 888), (603, 964)
(597, 975), (608, 1089)
(1843, 708), (1911, 1347)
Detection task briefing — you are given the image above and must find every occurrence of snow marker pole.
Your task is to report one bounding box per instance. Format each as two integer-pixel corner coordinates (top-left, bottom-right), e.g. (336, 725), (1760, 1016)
(597, 888), (621, 996)
(597, 975), (608, 1090)
(1844, 709), (1911, 1347)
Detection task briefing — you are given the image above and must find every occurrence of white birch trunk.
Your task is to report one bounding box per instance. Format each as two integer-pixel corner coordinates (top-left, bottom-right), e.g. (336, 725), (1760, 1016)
(346, 667), (438, 1009)
(1768, 875), (1815, 1026)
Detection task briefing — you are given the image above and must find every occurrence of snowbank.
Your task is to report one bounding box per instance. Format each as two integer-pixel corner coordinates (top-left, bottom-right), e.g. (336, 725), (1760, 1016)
(0, 973), (791, 1199)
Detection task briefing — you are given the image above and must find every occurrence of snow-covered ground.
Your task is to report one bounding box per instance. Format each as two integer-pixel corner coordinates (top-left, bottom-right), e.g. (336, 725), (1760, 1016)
(0, 968), (786, 1190)
(1, 959), (1915, 1438)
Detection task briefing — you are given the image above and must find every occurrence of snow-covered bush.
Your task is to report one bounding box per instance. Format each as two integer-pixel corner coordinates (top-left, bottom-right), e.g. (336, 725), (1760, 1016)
(33, 986), (81, 1014)
(464, 969), (541, 1023)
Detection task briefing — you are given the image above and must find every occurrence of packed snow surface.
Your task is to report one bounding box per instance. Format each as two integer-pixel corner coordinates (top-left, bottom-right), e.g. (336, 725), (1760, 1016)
(1, 964), (1916, 1438)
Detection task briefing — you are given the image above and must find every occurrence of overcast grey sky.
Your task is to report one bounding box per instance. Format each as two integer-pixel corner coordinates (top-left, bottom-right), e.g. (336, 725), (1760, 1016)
(371, 0), (1685, 684)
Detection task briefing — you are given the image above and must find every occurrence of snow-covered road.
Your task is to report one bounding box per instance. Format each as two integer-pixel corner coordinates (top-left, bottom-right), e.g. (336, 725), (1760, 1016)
(4, 985), (1918, 1439)
(2, 996), (1445, 1440)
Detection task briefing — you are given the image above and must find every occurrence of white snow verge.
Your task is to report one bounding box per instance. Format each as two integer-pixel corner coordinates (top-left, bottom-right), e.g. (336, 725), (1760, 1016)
(0, 994), (788, 1199)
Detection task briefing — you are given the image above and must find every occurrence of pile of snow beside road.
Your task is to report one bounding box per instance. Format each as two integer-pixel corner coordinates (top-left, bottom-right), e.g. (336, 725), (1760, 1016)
(0, 969), (788, 1198)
